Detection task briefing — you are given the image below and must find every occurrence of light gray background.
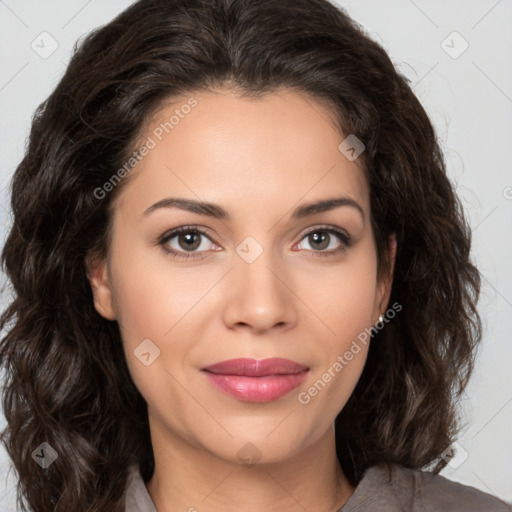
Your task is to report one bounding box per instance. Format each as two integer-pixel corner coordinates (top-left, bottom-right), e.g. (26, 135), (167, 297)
(1, 1), (511, 510)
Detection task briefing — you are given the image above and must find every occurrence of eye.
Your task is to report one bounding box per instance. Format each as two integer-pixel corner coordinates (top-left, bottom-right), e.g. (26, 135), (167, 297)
(156, 224), (351, 261)
(295, 226), (351, 256)
(157, 225), (218, 260)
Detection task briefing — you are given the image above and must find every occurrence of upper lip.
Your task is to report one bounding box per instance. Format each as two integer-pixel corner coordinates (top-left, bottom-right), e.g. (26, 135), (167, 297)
(202, 358), (309, 377)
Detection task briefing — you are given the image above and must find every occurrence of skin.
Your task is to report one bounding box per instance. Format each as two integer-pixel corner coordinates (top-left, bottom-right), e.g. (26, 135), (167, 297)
(87, 87), (396, 512)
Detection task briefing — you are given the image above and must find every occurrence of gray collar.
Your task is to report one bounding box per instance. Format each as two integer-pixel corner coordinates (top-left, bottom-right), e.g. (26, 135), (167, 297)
(123, 463), (400, 512)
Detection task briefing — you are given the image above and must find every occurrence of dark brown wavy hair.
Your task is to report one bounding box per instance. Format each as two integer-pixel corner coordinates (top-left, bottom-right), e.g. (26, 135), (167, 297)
(0, 0), (482, 510)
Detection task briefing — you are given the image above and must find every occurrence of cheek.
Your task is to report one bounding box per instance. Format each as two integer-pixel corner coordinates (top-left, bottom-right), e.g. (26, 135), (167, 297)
(107, 235), (220, 398)
(109, 233), (200, 340)
(298, 247), (377, 410)
(109, 256), (193, 414)
(307, 247), (379, 343)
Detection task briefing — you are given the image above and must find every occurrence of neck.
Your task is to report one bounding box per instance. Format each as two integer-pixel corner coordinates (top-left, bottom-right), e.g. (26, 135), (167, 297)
(145, 415), (355, 512)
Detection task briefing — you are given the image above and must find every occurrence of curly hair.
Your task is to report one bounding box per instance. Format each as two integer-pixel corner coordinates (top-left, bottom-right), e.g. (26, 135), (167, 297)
(0, 0), (481, 510)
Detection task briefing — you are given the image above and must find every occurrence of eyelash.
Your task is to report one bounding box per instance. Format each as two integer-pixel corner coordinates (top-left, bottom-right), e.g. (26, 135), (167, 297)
(156, 224), (351, 261)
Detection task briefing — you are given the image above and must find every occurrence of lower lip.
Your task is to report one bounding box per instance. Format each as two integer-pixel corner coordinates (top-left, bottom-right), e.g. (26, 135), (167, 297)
(202, 370), (309, 402)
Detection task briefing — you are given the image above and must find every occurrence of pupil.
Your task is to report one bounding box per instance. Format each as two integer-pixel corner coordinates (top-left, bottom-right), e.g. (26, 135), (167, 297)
(180, 232), (200, 250)
(310, 232), (329, 250)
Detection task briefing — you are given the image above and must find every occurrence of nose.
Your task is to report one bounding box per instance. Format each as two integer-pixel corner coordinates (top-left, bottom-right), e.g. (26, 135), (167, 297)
(222, 252), (298, 334)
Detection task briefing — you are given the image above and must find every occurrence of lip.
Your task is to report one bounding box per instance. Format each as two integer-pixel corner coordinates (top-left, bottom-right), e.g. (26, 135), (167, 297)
(201, 358), (310, 402)
(202, 357), (309, 376)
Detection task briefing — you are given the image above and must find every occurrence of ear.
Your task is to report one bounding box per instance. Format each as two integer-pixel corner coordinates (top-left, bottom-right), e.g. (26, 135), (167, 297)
(85, 253), (117, 321)
(376, 233), (397, 315)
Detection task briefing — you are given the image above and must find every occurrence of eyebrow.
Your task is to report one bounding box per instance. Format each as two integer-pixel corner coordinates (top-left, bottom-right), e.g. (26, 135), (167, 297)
(143, 196), (364, 221)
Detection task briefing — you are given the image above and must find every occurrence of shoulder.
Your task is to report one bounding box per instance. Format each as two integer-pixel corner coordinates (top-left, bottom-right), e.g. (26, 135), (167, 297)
(386, 464), (511, 512)
(123, 464), (157, 512)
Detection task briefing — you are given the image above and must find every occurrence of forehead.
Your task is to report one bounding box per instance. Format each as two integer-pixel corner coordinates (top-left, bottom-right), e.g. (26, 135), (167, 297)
(115, 87), (370, 218)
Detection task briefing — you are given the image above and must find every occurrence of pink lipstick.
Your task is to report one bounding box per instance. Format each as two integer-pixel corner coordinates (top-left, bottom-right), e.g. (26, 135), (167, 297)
(201, 358), (309, 402)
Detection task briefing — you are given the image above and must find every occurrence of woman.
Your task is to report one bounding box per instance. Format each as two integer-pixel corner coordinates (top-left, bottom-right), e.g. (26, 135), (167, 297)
(0, 0), (509, 510)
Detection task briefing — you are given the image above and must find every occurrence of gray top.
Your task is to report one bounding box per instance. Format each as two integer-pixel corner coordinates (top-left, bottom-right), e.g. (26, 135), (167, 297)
(124, 463), (511, 511)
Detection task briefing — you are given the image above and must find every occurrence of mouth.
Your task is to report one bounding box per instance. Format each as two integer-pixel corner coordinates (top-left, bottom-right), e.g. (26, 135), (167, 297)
(201, 358), (310, 402)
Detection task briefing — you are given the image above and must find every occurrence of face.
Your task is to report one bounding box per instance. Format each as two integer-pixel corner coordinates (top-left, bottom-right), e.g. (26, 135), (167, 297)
(87, 87), (394, 465)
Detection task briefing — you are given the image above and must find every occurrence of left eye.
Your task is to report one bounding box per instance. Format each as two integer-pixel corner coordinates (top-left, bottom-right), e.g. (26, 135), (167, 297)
(295, 228), (349, 253)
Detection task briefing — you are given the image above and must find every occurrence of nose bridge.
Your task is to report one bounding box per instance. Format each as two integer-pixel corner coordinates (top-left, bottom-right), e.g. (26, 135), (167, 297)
(223, 237), (295, 331)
